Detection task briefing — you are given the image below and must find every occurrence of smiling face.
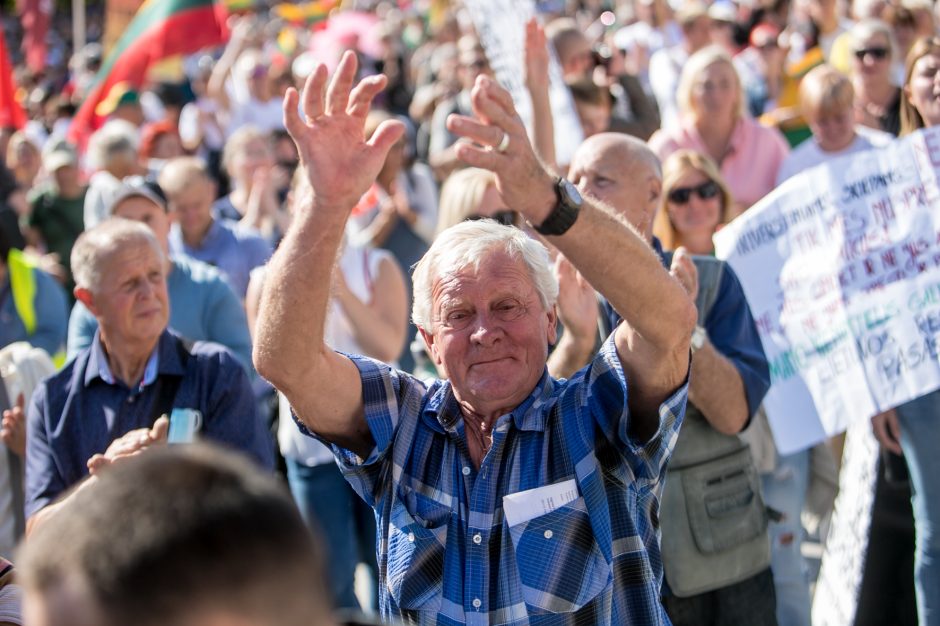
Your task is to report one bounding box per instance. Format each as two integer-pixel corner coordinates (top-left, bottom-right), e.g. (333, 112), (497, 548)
(421, 250), (556, 419)
(907, 51), (940, 127)
(666, 168), (722, 253)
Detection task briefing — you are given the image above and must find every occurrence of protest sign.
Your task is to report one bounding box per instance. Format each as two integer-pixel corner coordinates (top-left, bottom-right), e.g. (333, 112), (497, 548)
(715, 127), (940, 454)
(463, 0), (584, 165)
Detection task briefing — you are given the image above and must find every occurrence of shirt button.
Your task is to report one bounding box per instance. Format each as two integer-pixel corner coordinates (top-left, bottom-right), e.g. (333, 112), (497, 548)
(462, 466), (471, 476)
(407, 532), (415, 542)
(472, 598), (482, 609)
(473, 533), (482, 544)
(544, 529), (553, 539)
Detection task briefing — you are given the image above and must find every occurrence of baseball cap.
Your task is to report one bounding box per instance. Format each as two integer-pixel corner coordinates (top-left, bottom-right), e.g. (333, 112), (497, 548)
(109, 176), (168, 215)
(42, 141), (78, 172)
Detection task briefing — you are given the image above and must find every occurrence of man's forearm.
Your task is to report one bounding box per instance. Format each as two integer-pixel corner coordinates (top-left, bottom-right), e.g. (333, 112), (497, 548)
(253, 203), (345, 392)
(688, 341), (750, 435)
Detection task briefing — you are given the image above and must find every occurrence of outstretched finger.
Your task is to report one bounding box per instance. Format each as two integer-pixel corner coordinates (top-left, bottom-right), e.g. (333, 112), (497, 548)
(473, 75), (521, 124)
(151, 415), (170, 443)
(347, 74), (389, 119)
(283, 88), (304, 142)
(325, 50), (358, 115)
(446, 114), (506, 149)
(367, 119), (407, 159)
(302, 63), (328, 123)
(453, 141), (501, 172)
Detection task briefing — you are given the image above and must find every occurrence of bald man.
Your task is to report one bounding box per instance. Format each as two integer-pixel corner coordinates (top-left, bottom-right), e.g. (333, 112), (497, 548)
(564, 133), (776, 626)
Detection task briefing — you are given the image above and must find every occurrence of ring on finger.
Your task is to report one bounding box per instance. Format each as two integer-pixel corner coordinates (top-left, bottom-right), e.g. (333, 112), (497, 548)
(495, 131), (510, 153)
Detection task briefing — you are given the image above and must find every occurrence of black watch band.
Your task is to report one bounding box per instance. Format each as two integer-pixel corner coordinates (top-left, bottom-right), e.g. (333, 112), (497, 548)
(534, 177), (582, 236)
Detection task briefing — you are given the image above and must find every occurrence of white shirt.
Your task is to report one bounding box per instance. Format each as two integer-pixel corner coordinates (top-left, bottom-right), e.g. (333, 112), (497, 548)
(776, 125), (893, 186)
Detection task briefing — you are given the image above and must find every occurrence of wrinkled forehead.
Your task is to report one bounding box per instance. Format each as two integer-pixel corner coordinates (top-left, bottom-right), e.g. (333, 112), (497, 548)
(431, 251), (537, 303)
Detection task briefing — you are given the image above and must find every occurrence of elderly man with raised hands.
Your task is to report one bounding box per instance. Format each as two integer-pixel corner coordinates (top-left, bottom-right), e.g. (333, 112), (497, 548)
(254, 51), (696, 626)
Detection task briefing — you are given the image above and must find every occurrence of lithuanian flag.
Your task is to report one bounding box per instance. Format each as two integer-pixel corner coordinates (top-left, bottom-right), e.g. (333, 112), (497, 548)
(69, 0), (229, 148)
(271, 0), (336, 26)
(0, 29), (26, 129)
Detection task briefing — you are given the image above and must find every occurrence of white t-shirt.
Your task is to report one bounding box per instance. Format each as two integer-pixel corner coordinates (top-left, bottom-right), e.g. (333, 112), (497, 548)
(775, 125), (893, 186)
(276, 243), (398, 466)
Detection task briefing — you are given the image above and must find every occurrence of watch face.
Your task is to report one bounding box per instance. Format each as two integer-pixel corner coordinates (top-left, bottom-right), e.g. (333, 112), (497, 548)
(561, 179), (583, 207)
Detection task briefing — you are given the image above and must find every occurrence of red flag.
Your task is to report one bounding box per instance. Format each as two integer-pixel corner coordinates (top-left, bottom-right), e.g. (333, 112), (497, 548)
(69, 0), (230, 149)
(0, 31), (27, 130)
(17, 0), (52, 73)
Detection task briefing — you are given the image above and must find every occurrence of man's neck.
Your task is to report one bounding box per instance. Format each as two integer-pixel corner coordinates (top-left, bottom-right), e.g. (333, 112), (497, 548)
(100, 333), (159, 387)
(183, 221), (213, 248)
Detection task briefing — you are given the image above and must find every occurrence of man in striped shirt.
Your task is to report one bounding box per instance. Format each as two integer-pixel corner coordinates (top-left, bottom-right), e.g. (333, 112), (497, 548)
(256, 51), (696, 625)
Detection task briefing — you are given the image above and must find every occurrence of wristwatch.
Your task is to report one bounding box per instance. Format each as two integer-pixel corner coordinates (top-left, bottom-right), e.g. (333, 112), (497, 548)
(691, 325), (708, 353)
(533, 177), (582, 236)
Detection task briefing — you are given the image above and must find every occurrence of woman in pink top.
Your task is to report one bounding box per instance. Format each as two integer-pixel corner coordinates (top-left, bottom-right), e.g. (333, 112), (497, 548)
(649, 45), (789, 218)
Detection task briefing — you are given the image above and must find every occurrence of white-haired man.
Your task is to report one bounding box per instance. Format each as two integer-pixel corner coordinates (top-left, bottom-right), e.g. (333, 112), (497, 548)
(255, 52), (696, 625)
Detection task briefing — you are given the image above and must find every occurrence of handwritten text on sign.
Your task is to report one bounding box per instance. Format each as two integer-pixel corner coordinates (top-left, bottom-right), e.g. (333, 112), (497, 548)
(715, 127), (940, 454)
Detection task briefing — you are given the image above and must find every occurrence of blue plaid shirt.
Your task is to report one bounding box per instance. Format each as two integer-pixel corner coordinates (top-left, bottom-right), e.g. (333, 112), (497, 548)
(312, 335), (687, 625)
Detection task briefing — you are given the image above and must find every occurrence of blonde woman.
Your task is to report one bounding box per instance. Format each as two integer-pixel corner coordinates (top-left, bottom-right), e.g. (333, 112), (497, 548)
(649, 45), (789, 217)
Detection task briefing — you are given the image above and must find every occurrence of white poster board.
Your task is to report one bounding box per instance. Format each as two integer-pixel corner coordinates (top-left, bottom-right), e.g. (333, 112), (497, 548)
(463, 0), (584, 165)
(715, 127), (940, 454)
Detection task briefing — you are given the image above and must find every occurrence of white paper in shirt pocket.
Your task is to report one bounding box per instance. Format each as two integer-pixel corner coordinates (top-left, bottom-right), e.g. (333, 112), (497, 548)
(502, 479), (579, 527)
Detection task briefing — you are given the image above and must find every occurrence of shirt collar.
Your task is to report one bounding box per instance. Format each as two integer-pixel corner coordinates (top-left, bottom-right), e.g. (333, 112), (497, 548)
(86, 330), (160, 391)
(422, 370), (555, 434)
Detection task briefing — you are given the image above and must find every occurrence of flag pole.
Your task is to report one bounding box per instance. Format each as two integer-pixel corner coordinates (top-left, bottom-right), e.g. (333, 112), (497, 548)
(72, 0), (86, 55)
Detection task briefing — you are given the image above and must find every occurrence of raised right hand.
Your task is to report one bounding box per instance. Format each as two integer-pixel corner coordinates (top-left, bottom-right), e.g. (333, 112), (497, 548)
(284, 51), (405, 217)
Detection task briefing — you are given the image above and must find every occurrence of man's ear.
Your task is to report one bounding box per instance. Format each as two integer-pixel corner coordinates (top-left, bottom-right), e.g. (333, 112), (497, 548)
(74, 287), (99, 316)
(547, 305), (558, 347)
(649, 176), (662, 205)
(418, 327), (442, 365)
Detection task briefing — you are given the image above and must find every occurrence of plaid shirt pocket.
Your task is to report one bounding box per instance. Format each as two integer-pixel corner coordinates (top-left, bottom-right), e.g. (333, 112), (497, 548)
(507, 496), (611, 613)
(386, 493), (449, 612)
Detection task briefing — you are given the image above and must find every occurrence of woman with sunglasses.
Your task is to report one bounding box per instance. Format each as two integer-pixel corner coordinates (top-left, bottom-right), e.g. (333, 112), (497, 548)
(656, 149), (823, 626)
(649, 45), (789, 218)
(653, 150), (733, 256)
(867, 35), (940, 626)
(850, 19), (903, 136)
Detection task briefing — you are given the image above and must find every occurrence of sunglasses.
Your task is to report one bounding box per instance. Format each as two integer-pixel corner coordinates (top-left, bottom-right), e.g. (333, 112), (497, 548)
(667, 180), (720, 204)
(467, 210), (516, 226)
(854, 47), (889, 61)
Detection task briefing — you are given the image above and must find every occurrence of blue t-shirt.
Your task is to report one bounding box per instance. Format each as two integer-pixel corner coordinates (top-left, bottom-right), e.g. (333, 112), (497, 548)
(25, 329), (274, 518)
(168, 220), (271, 298)
(66, 255), (254, 375)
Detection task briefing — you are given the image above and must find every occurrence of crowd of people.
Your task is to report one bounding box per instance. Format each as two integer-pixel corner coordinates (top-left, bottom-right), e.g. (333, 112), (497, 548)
(1, 0), (939, 624)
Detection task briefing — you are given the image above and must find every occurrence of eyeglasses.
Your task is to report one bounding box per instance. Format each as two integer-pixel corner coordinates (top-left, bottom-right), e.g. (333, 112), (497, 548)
(854, 47), (890, 61)
(466, 210), (516, 226)
(667, 180), (720, 204)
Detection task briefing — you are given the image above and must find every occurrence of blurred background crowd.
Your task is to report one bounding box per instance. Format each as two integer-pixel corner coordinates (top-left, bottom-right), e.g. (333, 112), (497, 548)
(1, 0), (939, 624)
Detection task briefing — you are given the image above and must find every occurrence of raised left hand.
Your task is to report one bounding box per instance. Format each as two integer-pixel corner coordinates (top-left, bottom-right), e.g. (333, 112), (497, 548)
(446, 76), (555, 224)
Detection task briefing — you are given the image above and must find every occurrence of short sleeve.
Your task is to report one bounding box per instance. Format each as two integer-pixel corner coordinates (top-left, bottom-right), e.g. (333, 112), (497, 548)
(579, 335), (688, 484)
(703, 266), (771, 420)
(296, 354), (429, 508)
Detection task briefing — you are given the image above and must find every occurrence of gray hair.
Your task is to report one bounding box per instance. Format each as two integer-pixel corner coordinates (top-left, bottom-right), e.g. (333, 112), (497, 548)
(71, 219), (163, 291)
(86, 120), (139, 171)
(412, 220), (558, 332)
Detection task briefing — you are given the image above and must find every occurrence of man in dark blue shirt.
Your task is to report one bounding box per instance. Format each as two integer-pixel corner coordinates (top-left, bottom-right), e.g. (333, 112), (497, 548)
(25, 219), (273, 530)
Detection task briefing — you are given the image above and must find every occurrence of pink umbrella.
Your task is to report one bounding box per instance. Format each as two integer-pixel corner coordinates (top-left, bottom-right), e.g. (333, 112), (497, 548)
(309, 11), (384, 71)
